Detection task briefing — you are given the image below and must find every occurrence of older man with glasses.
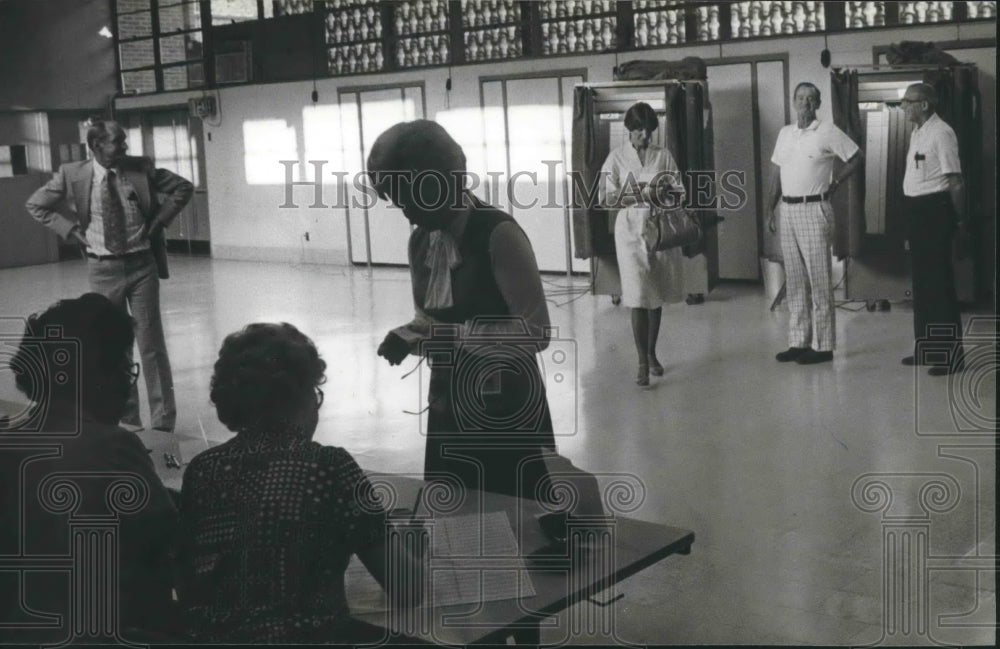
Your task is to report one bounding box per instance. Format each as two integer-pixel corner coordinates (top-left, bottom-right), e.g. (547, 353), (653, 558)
(899, 82), (967, 376)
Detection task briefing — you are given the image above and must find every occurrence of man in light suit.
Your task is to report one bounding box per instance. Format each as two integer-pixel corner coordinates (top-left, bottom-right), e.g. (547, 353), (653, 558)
(26, 119), (193, 433)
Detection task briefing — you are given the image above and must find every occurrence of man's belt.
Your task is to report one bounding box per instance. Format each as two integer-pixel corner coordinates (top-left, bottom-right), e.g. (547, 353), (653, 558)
(782, 192), (830, 204)
(86, 249), (151, 261)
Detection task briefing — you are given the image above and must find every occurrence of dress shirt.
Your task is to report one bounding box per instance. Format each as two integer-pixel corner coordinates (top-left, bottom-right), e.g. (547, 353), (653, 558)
(87, 162), (149, 255)
(903, 113), (961, 197)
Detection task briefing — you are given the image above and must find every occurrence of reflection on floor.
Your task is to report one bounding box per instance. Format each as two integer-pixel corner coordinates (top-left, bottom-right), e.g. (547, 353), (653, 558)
(0, 256), (995, 646)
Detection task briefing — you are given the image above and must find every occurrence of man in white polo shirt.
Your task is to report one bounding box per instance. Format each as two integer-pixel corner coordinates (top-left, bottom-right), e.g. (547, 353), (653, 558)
(768, 82), (864, 364)
(900, 82), (966, 376)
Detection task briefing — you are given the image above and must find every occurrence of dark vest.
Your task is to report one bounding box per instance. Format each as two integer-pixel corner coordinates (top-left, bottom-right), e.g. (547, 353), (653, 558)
(410, 198), (515, 324)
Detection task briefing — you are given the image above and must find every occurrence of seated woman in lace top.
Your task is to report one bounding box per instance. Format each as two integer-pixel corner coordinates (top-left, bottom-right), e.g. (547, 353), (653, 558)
(178, 323), (423, 643)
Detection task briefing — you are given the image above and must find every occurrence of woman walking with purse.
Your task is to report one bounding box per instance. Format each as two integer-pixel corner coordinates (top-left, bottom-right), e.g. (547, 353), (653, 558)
(600, 102), (686, 387)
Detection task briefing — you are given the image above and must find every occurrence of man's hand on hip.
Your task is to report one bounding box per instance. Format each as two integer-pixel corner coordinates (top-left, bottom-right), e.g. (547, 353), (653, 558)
(143, 221), (165, 241)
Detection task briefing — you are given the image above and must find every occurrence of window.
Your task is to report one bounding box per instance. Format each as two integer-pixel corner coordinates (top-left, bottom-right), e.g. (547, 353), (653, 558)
(118, 0), (205, 94)
(210, 0), (272, 24)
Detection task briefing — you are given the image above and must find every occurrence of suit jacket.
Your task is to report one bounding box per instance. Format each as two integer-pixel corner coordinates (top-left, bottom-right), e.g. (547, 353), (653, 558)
(25, 156), (194, 279)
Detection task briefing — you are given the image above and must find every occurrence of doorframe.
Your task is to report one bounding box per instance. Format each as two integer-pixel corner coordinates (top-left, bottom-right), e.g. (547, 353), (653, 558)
(705, 53), (790, 281)
(478, 68), (589, 276)
(116, 106), (211, 253)
(337, 81), (427, 266)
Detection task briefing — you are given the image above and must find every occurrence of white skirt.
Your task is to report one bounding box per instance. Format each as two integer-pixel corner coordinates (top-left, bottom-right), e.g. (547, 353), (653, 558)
(613, 206), (685, 309)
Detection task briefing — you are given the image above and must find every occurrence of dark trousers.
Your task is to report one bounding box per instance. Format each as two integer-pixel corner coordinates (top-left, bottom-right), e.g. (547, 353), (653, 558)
(906, 192), (963, 363)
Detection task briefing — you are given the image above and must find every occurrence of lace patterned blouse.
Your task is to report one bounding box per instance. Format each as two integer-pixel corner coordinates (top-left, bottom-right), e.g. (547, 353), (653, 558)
(179, 432), (386, 643)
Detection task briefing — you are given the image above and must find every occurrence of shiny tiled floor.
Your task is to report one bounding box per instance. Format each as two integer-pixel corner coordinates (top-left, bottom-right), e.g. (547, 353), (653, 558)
(1, 256), (995, 645)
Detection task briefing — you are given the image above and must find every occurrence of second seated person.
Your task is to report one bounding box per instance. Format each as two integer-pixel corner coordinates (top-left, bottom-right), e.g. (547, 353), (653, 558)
(601, 102), (686, 387)
(368, 120), (557, 501)
(178, 323), (423, 644)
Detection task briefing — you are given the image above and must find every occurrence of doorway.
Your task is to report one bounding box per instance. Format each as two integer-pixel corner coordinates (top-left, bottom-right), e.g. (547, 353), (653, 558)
(707, 57), (788, 281)
(338, 84), (426, 265)
(119, 109), (211, 254)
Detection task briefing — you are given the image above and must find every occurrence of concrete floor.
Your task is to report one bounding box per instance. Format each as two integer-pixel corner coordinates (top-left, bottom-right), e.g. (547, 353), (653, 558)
(0, 255), (995, 645)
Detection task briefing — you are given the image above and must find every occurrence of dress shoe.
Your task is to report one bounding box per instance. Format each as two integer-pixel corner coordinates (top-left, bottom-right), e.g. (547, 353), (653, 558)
(796, 350), (833, 365)
(648, 356), (665, 376)
(776, 347), (810, 362)
(901, 355), (922, 366)
(636, 364), (650, 387)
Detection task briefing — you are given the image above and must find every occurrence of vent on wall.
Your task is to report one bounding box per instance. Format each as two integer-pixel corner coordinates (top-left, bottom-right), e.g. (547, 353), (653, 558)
(215, 40), (252, 84)
(189, 96), (218, 118)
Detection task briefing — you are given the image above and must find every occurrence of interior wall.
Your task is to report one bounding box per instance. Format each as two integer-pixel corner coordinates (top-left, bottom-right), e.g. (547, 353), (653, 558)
(0, 173), (60, 269)
(0, 112), (51, 173)
(0, 0), (116, 111)
(112, 22), (996, 279)
(0, 112), (59, 268)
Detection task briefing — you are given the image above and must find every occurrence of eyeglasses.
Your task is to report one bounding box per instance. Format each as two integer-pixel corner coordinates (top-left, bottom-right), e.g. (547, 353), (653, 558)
(126, 362), (140, 386)
(315, 387), (324, 408)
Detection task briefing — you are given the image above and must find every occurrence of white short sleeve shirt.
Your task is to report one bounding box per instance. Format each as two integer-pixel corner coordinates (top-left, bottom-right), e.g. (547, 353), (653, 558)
(771, 119), (860, 196)
(903, 113), (961, 197)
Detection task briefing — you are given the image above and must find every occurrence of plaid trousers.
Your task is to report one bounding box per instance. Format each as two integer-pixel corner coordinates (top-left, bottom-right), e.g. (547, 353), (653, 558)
(779, 200), (835, 352)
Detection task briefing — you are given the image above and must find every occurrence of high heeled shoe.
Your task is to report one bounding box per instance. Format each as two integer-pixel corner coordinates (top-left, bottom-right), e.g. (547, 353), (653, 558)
(636, 363), (650, 387)
(648, 357), (664, 376)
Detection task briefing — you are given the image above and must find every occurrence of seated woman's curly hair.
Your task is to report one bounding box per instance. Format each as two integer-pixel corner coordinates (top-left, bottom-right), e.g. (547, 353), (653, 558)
(210, 323), (326, 432)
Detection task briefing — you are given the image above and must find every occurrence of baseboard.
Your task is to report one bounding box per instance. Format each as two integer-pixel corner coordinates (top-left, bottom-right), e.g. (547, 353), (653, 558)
(212, 245), (349, 265)
(165, 239), (211, 256)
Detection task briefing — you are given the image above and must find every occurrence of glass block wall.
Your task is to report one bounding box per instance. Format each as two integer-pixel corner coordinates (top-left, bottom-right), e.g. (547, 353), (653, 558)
(845, 2), (886, 27)
(966, 1), (996, 17)
(731, 1), (825, 37)
(634, 1), (687, 47)
(116, 1), (999, 92)
(898, 1), (954, 22)
(276, 0), (314, 16)
(696, 3), (721, 40)
(539, 0), (617, 55)
(462, 0), (523, 62)
(326, 0), (383, 75)
(394, 0), (450, 67)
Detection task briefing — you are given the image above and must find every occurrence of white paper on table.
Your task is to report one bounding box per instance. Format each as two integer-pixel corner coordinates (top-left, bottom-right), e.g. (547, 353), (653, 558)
(347, 510), (536, 614)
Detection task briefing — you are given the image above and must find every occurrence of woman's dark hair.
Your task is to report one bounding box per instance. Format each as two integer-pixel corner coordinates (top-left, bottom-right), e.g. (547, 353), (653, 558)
(10, 293), (134, 420)
(210, 323), (327, 432)
(624, 102), (659, 132)
(366, 119), (467, 206)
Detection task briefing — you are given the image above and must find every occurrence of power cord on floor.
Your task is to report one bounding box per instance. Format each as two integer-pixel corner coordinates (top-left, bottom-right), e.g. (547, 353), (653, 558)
(542, 274), (595, 308)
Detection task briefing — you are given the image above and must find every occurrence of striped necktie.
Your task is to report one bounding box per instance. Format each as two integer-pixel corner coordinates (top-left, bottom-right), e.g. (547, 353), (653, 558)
(102, 169), (127, 254)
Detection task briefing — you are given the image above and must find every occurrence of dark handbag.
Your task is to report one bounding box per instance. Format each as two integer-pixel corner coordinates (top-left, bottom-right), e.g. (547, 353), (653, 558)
(644, 205), (702, 252)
